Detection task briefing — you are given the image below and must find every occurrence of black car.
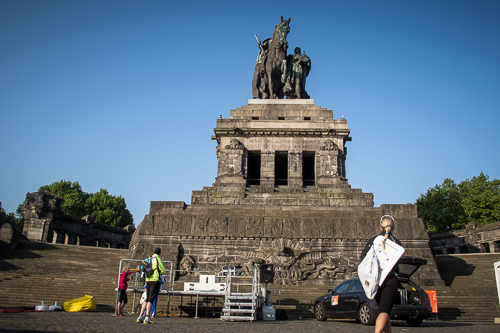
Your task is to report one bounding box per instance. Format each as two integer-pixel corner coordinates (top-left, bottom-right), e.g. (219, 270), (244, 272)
(313, 257), (433, 326)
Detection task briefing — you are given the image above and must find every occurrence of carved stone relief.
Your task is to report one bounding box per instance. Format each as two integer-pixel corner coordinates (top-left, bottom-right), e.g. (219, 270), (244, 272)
(319, 139), (338, 151)
(172, 238), (358, 285)
(216, 140), (245, 177)
(225, 139), (244, 150)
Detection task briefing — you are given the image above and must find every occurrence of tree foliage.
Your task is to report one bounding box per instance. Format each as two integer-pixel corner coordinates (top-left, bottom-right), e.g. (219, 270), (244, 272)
(416, 173), (500, 233)
(459, 173), (500, 225)
(37, 180), (133, 228)
(0, 202), (24, 232)
(39, 181), (90, 218)
(85, 189), (133, 228)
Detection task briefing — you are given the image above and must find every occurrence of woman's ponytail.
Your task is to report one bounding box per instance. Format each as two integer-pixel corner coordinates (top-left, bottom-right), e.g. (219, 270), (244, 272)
(380, 215), (395, 250)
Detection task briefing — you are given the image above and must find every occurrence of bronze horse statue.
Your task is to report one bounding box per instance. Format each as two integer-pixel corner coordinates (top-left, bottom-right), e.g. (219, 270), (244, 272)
(252, 17), (292, 99)
(266, 17), (291, 99)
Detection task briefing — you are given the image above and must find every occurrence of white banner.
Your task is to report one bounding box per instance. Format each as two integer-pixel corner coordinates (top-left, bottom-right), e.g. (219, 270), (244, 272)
(358, 236), (405, 299)
(373, 235), (405, 285)
(358, 245), (379, 299)
(494, 261), (500, 306)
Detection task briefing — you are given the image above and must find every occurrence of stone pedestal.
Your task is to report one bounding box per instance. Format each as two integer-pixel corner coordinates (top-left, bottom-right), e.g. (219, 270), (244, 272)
(130, 100), (443, 287)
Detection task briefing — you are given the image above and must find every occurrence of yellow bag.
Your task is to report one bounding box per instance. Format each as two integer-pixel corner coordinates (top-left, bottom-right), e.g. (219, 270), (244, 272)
(63, 295), (96, 312)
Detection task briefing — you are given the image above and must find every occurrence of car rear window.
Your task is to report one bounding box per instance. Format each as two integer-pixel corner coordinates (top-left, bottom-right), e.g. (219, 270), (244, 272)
(348, 279), (363, 292)
(334, 280), (351, 293)
(399, 263), (419, 277)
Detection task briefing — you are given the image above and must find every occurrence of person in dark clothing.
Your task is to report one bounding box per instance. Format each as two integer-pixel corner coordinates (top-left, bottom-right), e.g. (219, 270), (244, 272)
(360, 215), (403, 333)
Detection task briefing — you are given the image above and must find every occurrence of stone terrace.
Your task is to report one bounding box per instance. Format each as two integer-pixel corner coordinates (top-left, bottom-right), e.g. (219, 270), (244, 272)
(1, 241), (500, 322)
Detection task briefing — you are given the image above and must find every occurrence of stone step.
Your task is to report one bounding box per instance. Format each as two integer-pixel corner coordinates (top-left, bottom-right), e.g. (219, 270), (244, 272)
(432, 254), (500, 321)
(2, 242), (500, 321)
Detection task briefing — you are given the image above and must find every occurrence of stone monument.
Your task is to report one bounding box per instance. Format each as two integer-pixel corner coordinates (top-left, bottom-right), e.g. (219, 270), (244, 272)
(129, 18), (443, 287)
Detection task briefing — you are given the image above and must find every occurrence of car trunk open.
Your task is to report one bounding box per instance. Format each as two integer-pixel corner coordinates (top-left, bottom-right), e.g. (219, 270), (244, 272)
(397, 256), (427, 279)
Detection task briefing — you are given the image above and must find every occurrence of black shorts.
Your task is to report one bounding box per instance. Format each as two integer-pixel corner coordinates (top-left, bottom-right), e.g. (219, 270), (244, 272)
(376, 273), (398, 314)
(145, 281), (160, 303)
(118, 288), (127, 304)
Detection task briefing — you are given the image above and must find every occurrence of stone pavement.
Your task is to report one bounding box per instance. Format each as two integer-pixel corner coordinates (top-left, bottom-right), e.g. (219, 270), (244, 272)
(0, 312), (499, 333)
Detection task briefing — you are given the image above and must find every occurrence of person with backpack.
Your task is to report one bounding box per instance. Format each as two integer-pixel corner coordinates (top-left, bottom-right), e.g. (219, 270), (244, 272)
(136, 247), (165, 325)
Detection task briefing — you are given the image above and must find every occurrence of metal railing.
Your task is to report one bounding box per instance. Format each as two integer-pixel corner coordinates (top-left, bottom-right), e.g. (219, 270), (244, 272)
(115, 259), (173, 315)
(115, 262), (262, 318)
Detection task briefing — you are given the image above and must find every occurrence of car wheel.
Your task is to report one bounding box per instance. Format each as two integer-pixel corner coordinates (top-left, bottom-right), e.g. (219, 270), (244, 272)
(406, 318), (423, 327)
(314, 302), (327, 321)
(357, 303), (374, 325)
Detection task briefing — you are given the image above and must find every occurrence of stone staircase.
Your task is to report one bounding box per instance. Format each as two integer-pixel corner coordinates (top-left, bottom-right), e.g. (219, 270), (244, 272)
(0, 241), (127, 312)
(427, 254), (500, 322)
(2, 241), (500, 322)
(0, 241), (229, 316)
(0, 241), (330, 318)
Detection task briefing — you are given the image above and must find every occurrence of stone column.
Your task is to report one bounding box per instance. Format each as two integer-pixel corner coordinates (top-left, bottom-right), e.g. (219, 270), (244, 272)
(40, 221), (51, 243)
(489, 241), (500, 253)
(478, 243), (487, 253)
(52, 230), (59, 244)
(288, 151), (302, 189)
(260, 150), (275, 189)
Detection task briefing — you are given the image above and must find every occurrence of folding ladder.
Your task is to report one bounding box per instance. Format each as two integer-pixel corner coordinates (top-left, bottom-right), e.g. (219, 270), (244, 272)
(220, 265), (259, 321)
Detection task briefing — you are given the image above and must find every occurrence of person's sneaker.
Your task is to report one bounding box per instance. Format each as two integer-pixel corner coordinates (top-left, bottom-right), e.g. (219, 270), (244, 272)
(136, 316), (144, 323)
(144, 318), (155, 324)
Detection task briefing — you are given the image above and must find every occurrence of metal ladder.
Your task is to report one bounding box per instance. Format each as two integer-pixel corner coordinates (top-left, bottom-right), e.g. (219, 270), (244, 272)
(220, 265), (259, 321)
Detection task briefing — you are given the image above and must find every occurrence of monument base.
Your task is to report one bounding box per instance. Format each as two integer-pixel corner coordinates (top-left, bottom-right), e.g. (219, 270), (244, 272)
(130, 203), (443, 287)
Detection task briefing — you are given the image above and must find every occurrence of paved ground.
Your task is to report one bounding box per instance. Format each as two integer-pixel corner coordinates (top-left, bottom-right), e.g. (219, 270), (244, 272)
(0, 312), (499, 333)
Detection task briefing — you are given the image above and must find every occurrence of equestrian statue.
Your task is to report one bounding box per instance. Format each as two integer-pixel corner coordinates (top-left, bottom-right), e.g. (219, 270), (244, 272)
(252, 17), (311, 99)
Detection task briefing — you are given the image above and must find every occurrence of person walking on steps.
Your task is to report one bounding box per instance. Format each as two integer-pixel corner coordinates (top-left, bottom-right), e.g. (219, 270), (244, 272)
(137, 247), (165, 325)
(360, 215), (403, 333)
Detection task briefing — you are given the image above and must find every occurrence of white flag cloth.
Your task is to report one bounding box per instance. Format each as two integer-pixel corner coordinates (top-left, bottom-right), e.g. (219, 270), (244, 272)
(358, 235), (405, 299)
(373, 235), (405, 285)
(357, 245), (380, 299)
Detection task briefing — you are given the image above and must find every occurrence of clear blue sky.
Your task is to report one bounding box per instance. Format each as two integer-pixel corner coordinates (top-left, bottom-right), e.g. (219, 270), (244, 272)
(1, 0), (499, 226)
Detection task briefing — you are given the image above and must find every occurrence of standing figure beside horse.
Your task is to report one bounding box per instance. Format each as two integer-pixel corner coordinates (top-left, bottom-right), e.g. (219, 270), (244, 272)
(252, 17), (311, 100)
(284, 47), (311, 99)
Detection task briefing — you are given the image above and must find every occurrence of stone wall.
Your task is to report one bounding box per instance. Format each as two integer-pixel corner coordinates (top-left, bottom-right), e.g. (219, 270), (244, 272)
(0, 223), (29, 249)
(21, 191), (135, 249)
(130, 202), (442, 287)
(430, 221), (500, 254)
